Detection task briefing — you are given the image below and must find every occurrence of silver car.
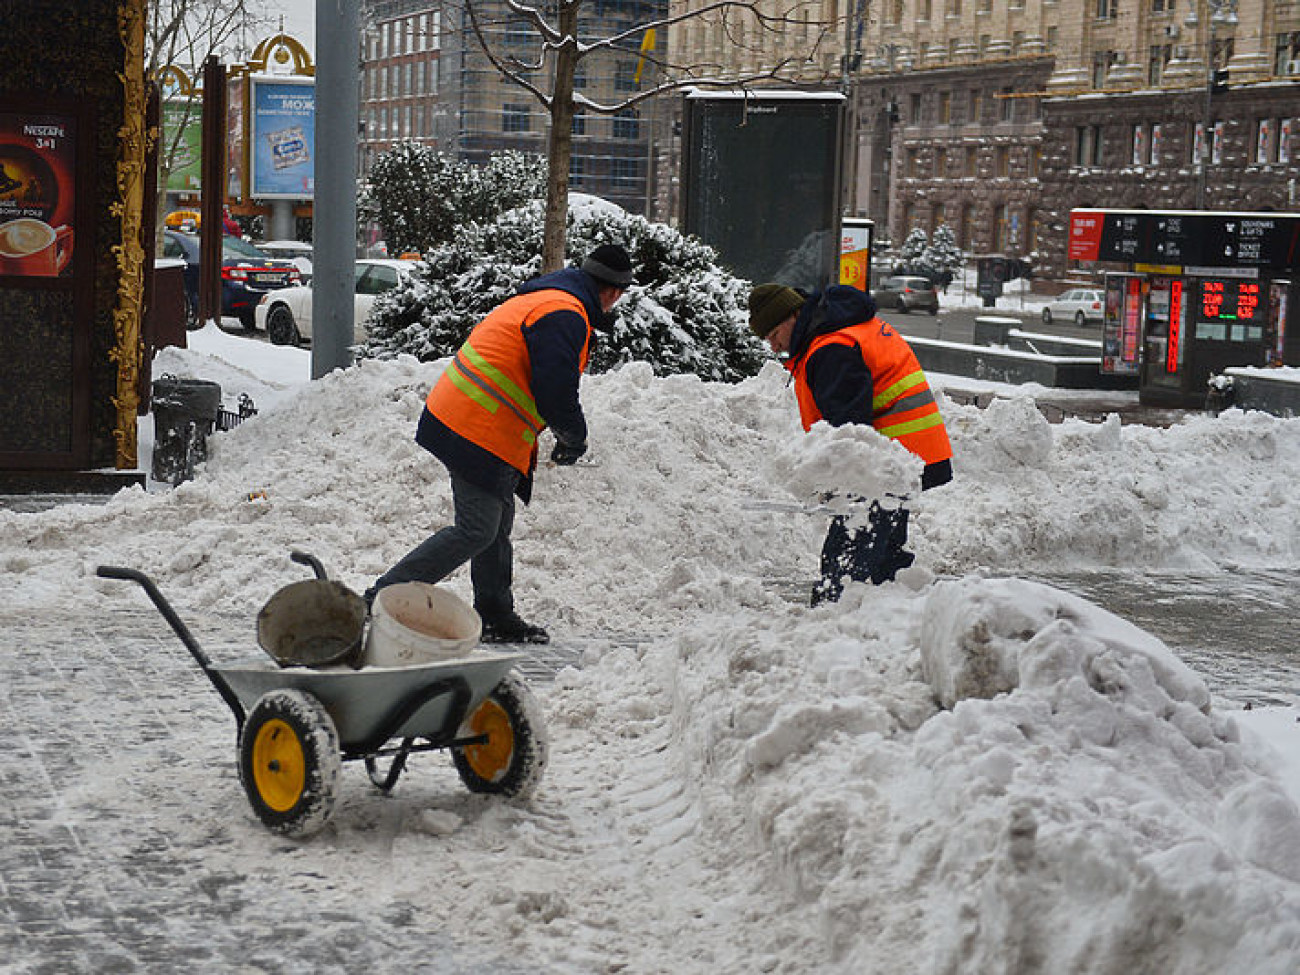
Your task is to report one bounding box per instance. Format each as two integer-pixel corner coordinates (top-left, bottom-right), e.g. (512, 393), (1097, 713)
(874, 275), (940, 315)
(1042, 288), (1104, 326)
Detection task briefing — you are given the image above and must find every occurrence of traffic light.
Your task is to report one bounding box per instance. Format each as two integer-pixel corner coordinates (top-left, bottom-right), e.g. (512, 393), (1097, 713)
(1211, 68), (1228, 92)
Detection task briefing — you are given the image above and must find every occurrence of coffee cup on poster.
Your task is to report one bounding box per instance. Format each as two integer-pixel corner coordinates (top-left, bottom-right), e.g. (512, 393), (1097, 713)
(0, 217), (73, 277)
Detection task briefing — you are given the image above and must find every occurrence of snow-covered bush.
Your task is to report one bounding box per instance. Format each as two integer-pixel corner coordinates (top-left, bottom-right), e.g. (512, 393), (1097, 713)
(360, 201), (767, 383)
(358, 143), (547, 255)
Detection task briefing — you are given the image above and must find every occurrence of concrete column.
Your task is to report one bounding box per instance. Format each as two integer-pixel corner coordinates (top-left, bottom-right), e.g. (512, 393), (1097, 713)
(268, 200), (296, 240)
(312, 0), (360, 379)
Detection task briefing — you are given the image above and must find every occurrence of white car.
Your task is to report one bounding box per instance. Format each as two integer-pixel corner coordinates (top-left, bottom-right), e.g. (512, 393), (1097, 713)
(1041, 288), (1104, 326)
(255, 259), (417, 346)
(256, 240), (314, 283)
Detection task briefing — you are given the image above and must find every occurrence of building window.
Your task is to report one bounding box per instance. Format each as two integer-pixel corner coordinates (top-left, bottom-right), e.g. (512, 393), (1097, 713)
(906, 148), (919, 177)
(993, 204), (1008, 250)
(1280, 119), (1293, 164)
(503, 103), (531, 133)
(909, 92), (923, 123)
(611, 157), (641, 188)
(1092, 51), (1116, 87)
(613, 109), (640, 140)
(1150, 124), (1163, 166)
(1276, 32), (1300, 75)
(615, 62), (638, 91)
(967, 89), (982, 124)
(994, 146), (1009, 176)
(572, 111), (586, 135)
(964, 146), (978, 176)
(938, 91), (951, 124)
(1000, 88), (1014, 122)
(934, 147), (947, 176)
(947, 0), (962, 17)
(1132, 124), (1147, 166)
(978, 0), (991, 13)
(1076, 125), (1101, 166)
(1149, 44), (1172, 86)
(1095, 0), (1117, 19)
(1255, 119), (1274, 164)
(1028, 145), (1040, 176)
(570, 154), (587, 187)
(919, 0), (932, 20)
(1046, 27), (1059, 51)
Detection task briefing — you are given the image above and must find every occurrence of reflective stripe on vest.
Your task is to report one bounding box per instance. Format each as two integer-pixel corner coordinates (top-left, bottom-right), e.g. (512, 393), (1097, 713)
(789, 317), (952, 466)
(426, 289), (591, 474)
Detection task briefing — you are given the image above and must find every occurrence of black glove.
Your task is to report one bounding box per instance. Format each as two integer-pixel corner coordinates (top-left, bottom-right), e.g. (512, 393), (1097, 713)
(550, 440), (587, 466)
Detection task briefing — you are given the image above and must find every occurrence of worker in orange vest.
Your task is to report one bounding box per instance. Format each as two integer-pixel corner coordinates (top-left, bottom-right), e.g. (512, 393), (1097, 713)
(366, 244), (635, 643)
(748, 283), (953, 604)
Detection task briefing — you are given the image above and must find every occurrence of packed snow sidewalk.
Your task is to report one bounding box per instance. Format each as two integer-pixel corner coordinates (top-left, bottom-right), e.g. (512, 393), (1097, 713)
(3, 324), (1299, 973)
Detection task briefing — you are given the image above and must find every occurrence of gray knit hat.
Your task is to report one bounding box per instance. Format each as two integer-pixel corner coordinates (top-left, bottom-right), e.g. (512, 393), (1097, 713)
(581, 244), (634, 287)
(748, 284), (805, 338)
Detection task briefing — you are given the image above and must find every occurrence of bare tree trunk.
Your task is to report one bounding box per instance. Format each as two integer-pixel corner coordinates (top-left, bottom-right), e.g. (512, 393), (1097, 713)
(542, 4), (578, 272)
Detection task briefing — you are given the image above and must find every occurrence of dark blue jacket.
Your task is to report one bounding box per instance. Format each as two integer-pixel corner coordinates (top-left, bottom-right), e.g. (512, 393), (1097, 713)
(787, 286), (880, 428)
(416, 267), (604, 503)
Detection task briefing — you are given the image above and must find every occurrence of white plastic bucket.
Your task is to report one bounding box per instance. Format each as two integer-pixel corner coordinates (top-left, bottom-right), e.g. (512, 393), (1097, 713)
(363, 582), (482, 667)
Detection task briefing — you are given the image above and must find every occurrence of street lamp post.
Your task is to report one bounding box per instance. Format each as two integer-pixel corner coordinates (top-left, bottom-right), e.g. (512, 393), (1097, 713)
(1189, 0), (1238, 209)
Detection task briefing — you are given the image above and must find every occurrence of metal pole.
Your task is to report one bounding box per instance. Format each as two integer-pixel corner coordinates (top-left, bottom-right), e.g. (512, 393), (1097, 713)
(313, 0), (360, 379)
(200, 56), (227, 326)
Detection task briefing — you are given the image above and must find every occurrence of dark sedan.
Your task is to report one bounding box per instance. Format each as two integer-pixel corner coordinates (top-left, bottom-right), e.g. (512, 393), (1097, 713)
(161, 230), (301, 330)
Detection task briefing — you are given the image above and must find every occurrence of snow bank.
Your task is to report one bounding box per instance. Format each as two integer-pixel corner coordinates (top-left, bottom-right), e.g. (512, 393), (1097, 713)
(5, 324), (1300, 972)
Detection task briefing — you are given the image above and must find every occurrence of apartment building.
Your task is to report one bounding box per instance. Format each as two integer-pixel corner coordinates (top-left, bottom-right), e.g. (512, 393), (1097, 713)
(360, 0), (666, 216)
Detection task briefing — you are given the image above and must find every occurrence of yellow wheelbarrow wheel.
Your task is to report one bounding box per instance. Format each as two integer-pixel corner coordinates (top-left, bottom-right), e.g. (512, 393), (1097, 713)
(452, 671), (548, 799)
(238, 689), (341, 836)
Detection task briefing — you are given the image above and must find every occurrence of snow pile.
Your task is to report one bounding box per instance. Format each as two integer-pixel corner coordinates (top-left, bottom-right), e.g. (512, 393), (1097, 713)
(547, 577), (1300, 971)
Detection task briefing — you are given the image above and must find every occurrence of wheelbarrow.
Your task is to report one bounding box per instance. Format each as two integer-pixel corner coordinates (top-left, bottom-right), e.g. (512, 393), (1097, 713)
(96, 553), (548, 838)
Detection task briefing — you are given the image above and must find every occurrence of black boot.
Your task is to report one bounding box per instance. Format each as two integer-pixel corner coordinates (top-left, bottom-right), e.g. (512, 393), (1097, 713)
(479, 610), (550, 645)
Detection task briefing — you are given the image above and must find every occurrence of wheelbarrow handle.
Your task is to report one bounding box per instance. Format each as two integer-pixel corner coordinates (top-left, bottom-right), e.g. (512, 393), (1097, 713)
(290, 549), (328, 580)
(96, 565), (247, 729)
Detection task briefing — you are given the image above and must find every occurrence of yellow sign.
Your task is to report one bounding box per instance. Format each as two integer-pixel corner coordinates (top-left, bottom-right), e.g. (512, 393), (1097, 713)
(1135, 263), (1182, 275)
(840, 251), (869, 288)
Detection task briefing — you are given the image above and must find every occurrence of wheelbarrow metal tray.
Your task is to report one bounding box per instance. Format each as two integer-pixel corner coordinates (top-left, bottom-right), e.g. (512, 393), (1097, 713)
(215, 653), (524, 749)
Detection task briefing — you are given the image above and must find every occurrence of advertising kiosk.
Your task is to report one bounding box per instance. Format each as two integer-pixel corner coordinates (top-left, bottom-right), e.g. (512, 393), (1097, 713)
(1068, 209), (1298, 408)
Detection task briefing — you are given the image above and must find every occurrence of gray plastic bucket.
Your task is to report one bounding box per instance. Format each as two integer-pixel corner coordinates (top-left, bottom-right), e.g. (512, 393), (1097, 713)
(257, 579), (368, 669)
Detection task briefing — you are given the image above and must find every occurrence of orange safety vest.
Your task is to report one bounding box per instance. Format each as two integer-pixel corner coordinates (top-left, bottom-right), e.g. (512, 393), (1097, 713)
(789, 318), (953, 466)
(426, 290), (592, 475)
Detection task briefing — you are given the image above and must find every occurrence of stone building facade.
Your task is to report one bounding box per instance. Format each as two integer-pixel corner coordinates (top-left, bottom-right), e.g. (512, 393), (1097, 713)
(666, 0), (1300, 284)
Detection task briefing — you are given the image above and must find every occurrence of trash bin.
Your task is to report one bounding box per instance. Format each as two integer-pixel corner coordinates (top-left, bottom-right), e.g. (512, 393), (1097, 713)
(151, 376), (221, 485)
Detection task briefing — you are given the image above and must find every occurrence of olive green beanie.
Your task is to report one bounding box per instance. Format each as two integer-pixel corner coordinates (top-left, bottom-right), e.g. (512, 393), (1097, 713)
(748, 284), (805, 338)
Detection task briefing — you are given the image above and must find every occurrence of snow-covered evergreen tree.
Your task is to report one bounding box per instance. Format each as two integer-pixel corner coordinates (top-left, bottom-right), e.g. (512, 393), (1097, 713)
(898, 227), (929, 264)
(361, 199), (767, 383)
(358, 144), (547, 255)
(920, 224), (964, 290)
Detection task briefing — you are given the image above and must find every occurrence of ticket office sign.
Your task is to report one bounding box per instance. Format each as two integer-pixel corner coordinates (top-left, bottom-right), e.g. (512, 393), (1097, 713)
(250, 77), (314, 200)
(1069, 209), (1300, 273)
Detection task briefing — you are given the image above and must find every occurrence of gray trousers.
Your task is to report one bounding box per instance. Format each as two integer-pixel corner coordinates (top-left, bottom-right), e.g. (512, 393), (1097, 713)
(368, 471), (515, 618)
